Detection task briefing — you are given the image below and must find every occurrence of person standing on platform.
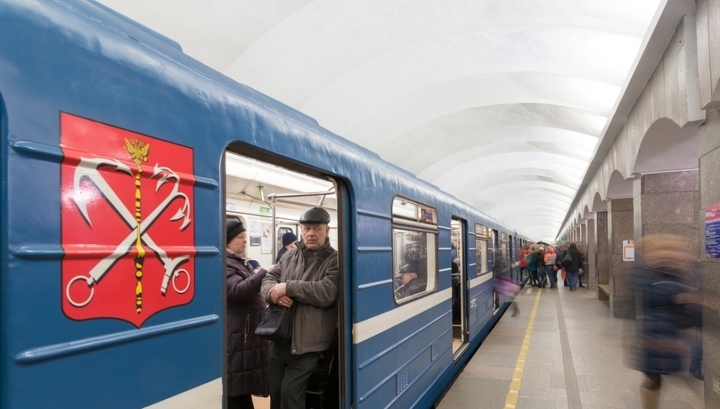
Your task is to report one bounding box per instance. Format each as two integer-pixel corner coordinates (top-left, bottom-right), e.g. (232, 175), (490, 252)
(261, 207), (338, 409)
(536, 246), (547, 288)
(519, 245), (529, 281)
(561, 245), (570, 287)
(577, 245), (586, 288)
(545, 246), (557, 288)
(527, 245), (540, 287)
(564, 243), (583, 291)
(225, 220), (271, 409)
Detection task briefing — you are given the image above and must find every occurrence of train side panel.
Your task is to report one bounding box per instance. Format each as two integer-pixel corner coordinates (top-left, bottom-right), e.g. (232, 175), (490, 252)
(1, 2), (227, 407)
(1, 1), (527, 408)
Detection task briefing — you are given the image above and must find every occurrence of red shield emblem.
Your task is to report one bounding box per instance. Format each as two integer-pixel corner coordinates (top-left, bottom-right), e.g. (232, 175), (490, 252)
(60, 113), (196, 327)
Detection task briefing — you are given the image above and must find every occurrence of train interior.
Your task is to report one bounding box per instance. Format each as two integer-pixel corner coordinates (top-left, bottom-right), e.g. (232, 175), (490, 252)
(223, 149), (344, 408)
(450, 219), (467, 357)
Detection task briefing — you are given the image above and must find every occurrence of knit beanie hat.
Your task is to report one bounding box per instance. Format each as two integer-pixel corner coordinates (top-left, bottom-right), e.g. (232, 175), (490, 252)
(226, 220), (246, 244)
(282, 232), (297, 247)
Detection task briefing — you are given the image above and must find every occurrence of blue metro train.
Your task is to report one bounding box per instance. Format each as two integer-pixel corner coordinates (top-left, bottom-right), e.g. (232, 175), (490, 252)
(0, 1), (529, 408)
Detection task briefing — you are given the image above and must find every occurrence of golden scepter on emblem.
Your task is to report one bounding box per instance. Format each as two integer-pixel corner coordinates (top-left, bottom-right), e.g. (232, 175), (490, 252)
(126, 138), (150, 314)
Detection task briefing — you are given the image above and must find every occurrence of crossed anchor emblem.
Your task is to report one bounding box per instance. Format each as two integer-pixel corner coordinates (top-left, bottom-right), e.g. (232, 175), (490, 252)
(66, 155), (192, 309)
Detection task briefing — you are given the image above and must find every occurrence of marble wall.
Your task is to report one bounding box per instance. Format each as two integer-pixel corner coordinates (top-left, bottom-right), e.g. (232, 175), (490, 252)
(608, 198), (634, 318)
(595, 211), (609, 288)
(633, 170), (700, 256)
(585, 218), (596, 291)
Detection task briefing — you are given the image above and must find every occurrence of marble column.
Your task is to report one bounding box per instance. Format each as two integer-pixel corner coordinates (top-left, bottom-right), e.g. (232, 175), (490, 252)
(585, 217), (596, 292)
(632, 170), (699, 254)
(607, 198), (634, 318)
(698, 108), (720, 405)
(595, 211), (609, 300)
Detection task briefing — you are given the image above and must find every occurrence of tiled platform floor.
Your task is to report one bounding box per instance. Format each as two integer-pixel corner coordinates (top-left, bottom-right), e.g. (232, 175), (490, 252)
(436, 285), (705, 409)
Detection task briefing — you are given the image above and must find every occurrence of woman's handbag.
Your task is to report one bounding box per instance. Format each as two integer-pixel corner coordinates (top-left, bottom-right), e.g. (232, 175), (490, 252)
(256, 248), (332, 343)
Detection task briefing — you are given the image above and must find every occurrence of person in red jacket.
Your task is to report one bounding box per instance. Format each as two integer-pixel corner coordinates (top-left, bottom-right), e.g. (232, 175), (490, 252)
(518, 246), (529, 282)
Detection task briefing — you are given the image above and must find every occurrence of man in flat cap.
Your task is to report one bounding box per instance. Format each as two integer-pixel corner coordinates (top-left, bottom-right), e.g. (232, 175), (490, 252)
(261, 207), (338, 409)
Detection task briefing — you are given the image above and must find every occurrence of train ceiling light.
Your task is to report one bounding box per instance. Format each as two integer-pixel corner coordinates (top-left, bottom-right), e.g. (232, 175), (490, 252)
(225, 152), (334, 195)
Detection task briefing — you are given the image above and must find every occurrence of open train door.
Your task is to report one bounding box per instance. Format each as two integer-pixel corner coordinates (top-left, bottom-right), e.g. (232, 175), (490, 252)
(223, 150), (351, 409)
(450, 218), (468, 358)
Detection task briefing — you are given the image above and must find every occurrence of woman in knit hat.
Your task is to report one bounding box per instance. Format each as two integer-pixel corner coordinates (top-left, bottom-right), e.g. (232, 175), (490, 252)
(225, 219), (271, 408)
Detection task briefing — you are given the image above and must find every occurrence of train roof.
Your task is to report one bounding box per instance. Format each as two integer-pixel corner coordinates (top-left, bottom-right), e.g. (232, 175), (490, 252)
(6, 0), (518, 235)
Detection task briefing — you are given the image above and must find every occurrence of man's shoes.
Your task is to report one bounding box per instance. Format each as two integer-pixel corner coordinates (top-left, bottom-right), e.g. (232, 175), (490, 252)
(690, 370), (704, 380)
(579, 284), (585, 288)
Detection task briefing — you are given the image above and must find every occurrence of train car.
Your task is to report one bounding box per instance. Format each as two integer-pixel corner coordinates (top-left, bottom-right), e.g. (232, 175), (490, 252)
(0, 1), (525, 408)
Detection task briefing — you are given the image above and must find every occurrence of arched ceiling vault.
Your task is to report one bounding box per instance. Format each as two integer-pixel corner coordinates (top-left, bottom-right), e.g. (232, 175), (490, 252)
(97, 0), (666, 241)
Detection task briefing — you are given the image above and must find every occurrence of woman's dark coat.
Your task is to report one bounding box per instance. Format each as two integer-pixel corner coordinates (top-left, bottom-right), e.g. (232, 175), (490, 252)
(226, 252), (270, 397)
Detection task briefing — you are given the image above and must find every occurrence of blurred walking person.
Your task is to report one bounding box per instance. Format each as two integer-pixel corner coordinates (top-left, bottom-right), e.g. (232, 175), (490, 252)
(629, 234), (697, 409)
(495, 274), (520, 317)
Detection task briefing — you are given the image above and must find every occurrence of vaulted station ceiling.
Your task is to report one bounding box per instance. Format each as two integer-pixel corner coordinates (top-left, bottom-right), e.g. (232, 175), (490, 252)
(96, 0), (666, 241)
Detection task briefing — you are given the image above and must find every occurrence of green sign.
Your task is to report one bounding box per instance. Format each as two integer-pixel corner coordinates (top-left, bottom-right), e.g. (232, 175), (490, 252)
(259, 206), (271, 215)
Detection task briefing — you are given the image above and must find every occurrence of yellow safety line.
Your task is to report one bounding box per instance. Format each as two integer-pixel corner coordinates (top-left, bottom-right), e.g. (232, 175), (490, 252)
(503, 288), (542, 409)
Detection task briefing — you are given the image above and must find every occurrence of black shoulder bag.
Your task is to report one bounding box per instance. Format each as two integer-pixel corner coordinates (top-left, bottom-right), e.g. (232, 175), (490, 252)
(256, 248), (333, 343)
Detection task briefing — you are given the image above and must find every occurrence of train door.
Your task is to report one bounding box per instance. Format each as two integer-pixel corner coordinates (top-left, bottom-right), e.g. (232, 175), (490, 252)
(492, 229), (500, 311)
(509, 235), (516, 283)
(223, 150), (348, 409)
(518, 239), (525, 282)
(450, 218), (467, 357)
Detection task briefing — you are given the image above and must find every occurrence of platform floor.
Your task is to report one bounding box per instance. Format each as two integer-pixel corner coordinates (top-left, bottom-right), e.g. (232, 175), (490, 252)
(436, 285), (705, 409)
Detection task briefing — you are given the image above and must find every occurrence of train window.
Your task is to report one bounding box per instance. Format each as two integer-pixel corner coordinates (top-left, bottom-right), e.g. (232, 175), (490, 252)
(450, 220), (462, 272)
(475, 223), (490, 276)
(475, 224), (490, 237)
(392, 197), (438, 303)
(491, 229), (499, 273)
(475, 238), (488, 275)
(392, 197), (437, 225)
(501, 233), (509, 269)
